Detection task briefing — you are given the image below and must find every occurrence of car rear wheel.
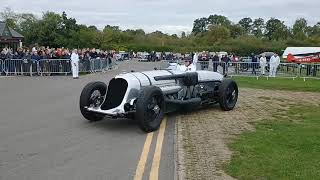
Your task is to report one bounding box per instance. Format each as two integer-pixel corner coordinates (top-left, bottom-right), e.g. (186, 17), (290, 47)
(218, 79), (238, 111)
(135, 86), (165, 133)
(80, 81), (107, 121)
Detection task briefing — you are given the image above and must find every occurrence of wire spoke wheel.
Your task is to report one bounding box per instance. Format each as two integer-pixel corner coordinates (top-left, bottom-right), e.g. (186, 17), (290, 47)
(135, 86), (165, 133)
(89, 90), (103, 107)
(146, 96), (162, 122)
(80, 81), (107, 121)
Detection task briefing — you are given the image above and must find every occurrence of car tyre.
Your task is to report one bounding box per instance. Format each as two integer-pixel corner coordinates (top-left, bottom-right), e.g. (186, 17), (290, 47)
(80, 81), (107, 121)
(135, 86), (165, 133)
(218, 79), (238, 111)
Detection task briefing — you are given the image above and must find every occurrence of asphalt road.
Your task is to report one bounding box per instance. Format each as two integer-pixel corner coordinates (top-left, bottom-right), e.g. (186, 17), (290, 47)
(0, 61), (174, 180)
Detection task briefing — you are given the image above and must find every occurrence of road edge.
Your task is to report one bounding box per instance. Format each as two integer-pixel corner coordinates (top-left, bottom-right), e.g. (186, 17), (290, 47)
(174, 115), (185, 180)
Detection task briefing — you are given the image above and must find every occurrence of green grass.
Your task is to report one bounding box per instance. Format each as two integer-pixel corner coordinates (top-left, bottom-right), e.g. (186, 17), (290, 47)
(225, 106), (320, 180)
(230, 77), (320, 92)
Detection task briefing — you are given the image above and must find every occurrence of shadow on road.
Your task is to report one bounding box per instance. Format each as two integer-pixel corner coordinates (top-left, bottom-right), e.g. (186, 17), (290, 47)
(85, 118), (145, 134)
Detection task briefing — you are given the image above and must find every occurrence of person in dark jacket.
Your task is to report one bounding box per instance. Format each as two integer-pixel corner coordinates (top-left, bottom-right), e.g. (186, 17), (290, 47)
(251, 54), (258, 75)
(31, 51), (40, 61)
(14, 48), (25, 74)
(30, 51), (40, 75)
(83, 52), (91, 72)
(90, 49), (98, 59)
(0, 50), (5, 74)
(221, 55), (229, 75)
(61, 50), (71, 73)
(212, 54), (219, 72)
(22, 50), (31, 75)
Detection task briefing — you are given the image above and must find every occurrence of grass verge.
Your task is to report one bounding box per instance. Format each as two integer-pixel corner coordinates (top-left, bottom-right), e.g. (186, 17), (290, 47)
(225, 105), (320, 179)
(230, 76), (320, 92)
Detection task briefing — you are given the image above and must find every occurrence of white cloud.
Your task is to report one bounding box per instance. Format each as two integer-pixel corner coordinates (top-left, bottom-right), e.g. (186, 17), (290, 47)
(1, 0), (319, 34)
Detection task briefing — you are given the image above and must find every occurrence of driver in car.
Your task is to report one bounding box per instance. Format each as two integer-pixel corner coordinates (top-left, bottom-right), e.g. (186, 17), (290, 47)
(178, 57), (197, 72)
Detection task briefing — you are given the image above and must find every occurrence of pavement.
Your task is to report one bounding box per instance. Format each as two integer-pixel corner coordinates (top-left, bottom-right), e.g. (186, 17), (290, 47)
(0, 60), (175, 180)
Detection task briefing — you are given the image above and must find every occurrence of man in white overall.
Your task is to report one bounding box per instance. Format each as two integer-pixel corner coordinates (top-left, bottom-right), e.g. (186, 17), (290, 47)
(259, 54), (267, 75)
(71, 49), (79, 79)
(269, 53), (280, 77)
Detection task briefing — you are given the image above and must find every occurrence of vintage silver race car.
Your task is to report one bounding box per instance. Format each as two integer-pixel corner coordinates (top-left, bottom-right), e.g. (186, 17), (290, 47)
(79, 70), (238, 132)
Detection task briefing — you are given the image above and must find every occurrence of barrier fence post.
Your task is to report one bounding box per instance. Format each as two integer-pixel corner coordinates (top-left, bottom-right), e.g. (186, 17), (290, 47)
(0, 60), (3, 75)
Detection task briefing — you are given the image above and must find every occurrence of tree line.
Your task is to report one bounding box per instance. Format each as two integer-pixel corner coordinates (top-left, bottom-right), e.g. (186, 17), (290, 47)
(1, 8), (320, 56)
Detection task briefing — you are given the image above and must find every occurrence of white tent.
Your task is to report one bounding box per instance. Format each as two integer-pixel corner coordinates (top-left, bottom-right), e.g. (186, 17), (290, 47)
(282, 47), (320, 59)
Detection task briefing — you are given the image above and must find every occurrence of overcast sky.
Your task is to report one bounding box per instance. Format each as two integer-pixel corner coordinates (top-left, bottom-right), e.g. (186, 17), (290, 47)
(1, 0), (319, 35)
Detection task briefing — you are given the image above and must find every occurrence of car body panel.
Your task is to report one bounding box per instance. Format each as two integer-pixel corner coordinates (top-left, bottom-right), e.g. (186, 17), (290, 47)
(86, 70), (224, 117)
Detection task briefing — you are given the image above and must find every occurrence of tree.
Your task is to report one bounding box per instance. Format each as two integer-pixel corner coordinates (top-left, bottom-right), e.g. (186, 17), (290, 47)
(0, 7), (19, 29)
(58, 12), (80, 47)
(134, 29), (146, 36)
(207, 14), (231, 27)
(292, 18), (308, 40)
(37, 12), (64, 47)
(18, 13), (39, 45)
(171, 34), (178, 38)
(309, 22), (320, 37)
(192, 17), (208, 35)
(181, 31), (186, 38)
(238, 17), (253, 34)
(205, 25), (231, 45)
(265, 18), (290, 40)
(252, 18), (265, 37)
(229, 24), (245, 38)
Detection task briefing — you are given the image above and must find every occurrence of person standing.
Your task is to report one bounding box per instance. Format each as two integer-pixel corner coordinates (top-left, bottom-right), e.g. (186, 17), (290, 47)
(212, 54), (219, 72)
(269, 53), (280, 77)
(251, 54), (258, 75)
(221, 55), (229, 75)
(259, 54), (267, 75)
(71, 49), (79, 79)
(193, 52), (198, 69)
(178, 58), (196, 72)
(22, 50), (31, 76)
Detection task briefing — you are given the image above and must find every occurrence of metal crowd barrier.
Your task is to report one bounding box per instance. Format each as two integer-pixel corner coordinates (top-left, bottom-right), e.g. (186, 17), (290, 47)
(3, 59), (38, 76)
(299, 64), (319, 78)
(156, 60), (320, 79)
(197, 61), (228, 75)
(38, 59), (71, 75)
(228, 62), (265, 77)
(79, 59), (91, 73)
(0, 59), (3, 74)
(197, 61), (210, 70)
(0, 58), (112, 76)
(276, 63), (299, 77)
(227, 62), (299, 77)
(227, 62), (319, 78)
(90, 58), (102, 72)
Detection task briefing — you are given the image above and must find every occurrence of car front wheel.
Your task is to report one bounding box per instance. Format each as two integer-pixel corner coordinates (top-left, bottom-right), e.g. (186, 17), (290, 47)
(80, 81), (107, 121)
(135, 86), (165, 133)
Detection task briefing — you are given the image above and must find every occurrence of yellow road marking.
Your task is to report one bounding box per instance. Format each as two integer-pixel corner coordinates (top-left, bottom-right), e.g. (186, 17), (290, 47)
(134, 132), (154, 180)
(149, 118), (167, 180)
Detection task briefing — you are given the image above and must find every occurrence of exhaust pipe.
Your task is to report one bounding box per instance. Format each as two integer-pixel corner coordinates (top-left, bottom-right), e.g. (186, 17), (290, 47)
(165, 97), (201, 106)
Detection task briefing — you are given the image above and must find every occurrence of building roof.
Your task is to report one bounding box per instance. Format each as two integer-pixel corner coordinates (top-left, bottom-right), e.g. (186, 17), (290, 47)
(0, 21), (24, 38)
(282, 47), (320, 58)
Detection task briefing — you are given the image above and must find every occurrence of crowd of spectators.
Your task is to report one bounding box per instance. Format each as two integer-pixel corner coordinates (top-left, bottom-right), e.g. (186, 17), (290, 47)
(0, 46), (114, 76)
(0, 46), (114, 61)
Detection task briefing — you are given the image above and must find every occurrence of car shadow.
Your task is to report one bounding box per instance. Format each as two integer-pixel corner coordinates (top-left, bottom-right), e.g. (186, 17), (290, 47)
(86, 117), (145, 134)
